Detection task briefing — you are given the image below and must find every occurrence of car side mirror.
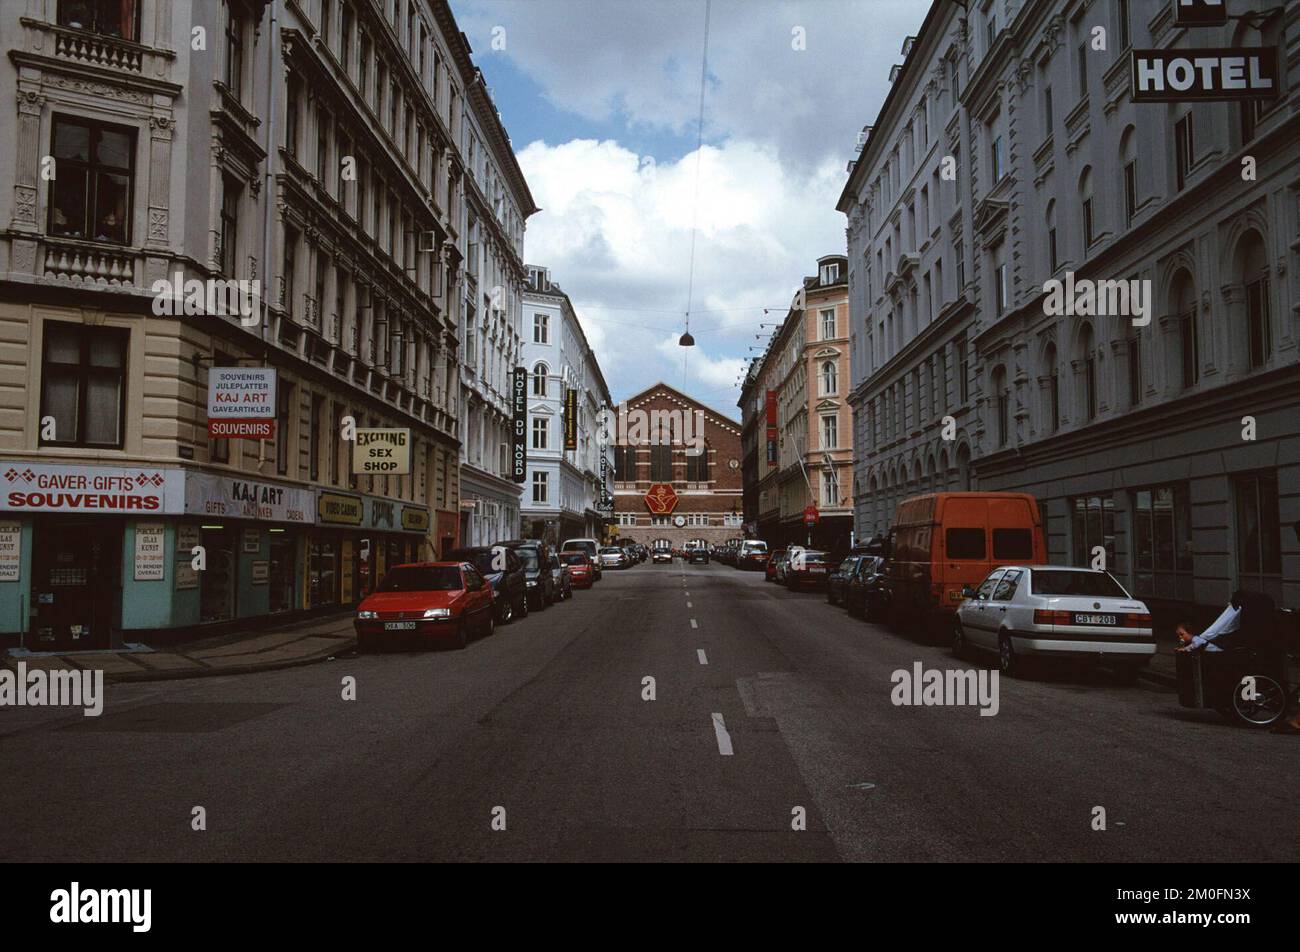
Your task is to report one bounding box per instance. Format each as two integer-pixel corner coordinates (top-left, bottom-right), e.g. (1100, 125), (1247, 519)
(961, 586), (976, 599)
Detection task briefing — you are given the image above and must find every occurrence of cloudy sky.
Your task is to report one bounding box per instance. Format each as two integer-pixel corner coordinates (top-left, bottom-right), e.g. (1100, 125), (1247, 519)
(449, 0), (930, 417)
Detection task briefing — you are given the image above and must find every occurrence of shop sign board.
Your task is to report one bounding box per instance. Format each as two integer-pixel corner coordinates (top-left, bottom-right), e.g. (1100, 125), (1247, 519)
(1171, 0), (1227, 27)
(0, 523), (21, 581)
(318, 491), (364, 526)
(207, 367), (277, 439)
(564, 388), (579, 450)
(401, 505), (431, 533)
(242, 528), (261, 553)
(175, 561), (198, 590)
(352, 428), (411, 475)
(0, 462), (184, 514)
(134, 523), (166, 581)
(250, 560), (270, 584)
(185, 473), (314, 524)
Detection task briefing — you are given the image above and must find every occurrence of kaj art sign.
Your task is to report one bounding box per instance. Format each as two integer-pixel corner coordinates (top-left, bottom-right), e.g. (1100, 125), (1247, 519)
(643, 482), (678, 516)
(207, 367), (276, 439)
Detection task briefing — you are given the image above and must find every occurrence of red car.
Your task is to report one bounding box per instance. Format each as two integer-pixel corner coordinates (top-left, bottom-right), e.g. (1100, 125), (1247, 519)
(355, 562), (495, 651)
(560, 550), (595, 588)
(765, 548), (786, 582)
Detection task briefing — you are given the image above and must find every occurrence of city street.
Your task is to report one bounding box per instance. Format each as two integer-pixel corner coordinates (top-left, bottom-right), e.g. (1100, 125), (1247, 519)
(3, 561), (1295, 864)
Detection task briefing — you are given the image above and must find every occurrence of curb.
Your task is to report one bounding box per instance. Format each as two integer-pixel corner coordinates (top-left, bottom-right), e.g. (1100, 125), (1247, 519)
(99, 636), (357, 683)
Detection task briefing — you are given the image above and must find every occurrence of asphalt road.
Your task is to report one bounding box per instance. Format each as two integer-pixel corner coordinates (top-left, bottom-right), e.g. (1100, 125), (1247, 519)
(2, 560), (1296, 862)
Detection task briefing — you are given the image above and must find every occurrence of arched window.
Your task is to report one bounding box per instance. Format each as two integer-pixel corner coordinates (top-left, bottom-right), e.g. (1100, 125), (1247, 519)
(819, 359), (838, 395)
(1079, 166), (1095, 250)
(1237, 230), (1271, 369)
(1045, 199), (1059, 274)
(532, 362), (548, 396)
(1171, 270), (1198, 389)
(1120, 126), (1138, 225)
(1078, 322), (1097, 422)
(1043, 343), (1059, 433)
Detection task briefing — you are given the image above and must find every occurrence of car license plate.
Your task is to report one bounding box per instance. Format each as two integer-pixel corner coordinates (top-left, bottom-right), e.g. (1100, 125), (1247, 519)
(1073, 613), (1116, 626)
(809, 567), (826, 573)
(384, 621), (417, 630)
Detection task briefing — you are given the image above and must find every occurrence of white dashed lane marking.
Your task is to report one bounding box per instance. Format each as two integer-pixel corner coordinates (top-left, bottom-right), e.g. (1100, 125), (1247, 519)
(697, 649), (708, 665)
(711, 712), (734, 756)
(690, 618), (698, 629)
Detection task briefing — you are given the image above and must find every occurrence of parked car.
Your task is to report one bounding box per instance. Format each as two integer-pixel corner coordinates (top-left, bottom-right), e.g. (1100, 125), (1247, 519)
(560, 550), (596, 588)
(561, 538), (603, 581)
(885, 492), (1047, 636)
(501, 540), (557, 610)
(686, 540), (710, 564)
(826, 555), (864, 606)
(600, 546), (630, 569)
(444, 545), (529, 624)
(784, 548), (832, 589)
(844, 555), (890, 621)
(766, 548), (788, 583)
(547, 551), (573, 601)
(355, 562), (495, 651)
(652, 545), (673, 564)
(952, 566), (1156, 679)
(738, 539), (770, 571)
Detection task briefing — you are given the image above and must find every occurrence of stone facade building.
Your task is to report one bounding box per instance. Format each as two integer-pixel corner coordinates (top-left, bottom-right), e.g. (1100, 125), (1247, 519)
(839, 0), (1299, 622)
(0, 0), (526, 648)
(612, 383), (743, 548)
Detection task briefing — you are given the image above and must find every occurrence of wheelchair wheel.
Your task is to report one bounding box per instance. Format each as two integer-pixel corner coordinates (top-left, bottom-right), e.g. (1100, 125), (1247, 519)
(1229, 674), (1287, 728)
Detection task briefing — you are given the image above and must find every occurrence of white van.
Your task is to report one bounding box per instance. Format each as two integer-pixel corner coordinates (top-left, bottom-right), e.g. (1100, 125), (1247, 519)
(561, 538), (602, 580)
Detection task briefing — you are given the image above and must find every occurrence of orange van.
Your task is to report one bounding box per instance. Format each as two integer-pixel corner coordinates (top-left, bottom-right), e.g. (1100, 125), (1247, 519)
(884, 492), (1047, 633)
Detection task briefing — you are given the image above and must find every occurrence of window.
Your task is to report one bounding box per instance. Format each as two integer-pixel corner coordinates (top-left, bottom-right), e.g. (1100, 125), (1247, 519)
(286, 80), (301, 156)
(686, 448), (710, 482)
(1083, 352), (1096, 421)
(48, 116), (135, 245)
(531, 471), (548, 503)
(220, 174), (241, 278)
(819, 261), (840, 284)
(992, 569), (1023, 602)
(1235, 472), (1282, 583)
(1128, 333), (1142, 407)
(1179, 312), (1198, 390)
(820, 308), (836, 340)
(225, 8), (244, 100)
(1123, 160), (1137, 225)
(532, 362), (547, 397)
(1071, 495), (1116, 571)
(310, 394), (324, 481)
(1246, 273), (1271, 370)
(993, 367), (1009, 447)
(650, 444), (672, 481)
(316, 108), (330, 185)
(1047, 199), (1059, 273)
(820, 414), (838, 449)
(533, 312), (549, 344)
(993, 530), (1033, 561)
(990, 134), (1004, 183)
(320, 0), (332, 44)
(613, 445), (633, 481)
(954, 239), (965, 290)
(1132, 485), (1193, 599)
(1076, 41), (1087, 98)
(39, 321), (127, 448)
(821, 471), (838, 507)
(330, 402), (343, 484)
(1116, 0), (1131, 50)
(276, 383), (294, 475)
(532, 416), (548, 450)
(985, 12), (997, 53)
(359, 32), (370, 95)
(946, 528), (986, 560)
(1042, 84), (1053, 135)
(956, 338), (969, 403)
(58, 0), (140, 41)
(340, 4), (353, 73)
(1174, 113), (1194, 191)
(995, 261), (1008, 315)
(819, 360), (838, 395)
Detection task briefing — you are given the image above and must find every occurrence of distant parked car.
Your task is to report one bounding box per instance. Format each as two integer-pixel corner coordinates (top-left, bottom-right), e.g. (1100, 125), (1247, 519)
(652, 545), (673, 564)
(444, 545), (529, 624)
(826, 555), (864, 607)
(952, 566), (1156, 679)
(737, 539), (770, 571)
(355, 562), (495, 651)
(600, 546), (630, 570)
(560, 550), (596, 588)
(844, 555), (889, 621)
(501, 540), (557, 610)
(765, 548), (788, 582)
(547, 551), (573, 601)
(562, 538), (603, 581)
(784, 548), (831, 590)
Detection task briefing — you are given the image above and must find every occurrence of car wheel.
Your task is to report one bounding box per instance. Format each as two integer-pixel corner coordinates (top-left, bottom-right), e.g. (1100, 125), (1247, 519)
(484, 609), (496, 638)
(497, 597), (513, 625)
(517, 592), (529, 618)
(952, 620), (969, 660)
(1229, 674), (1287, 728)
(453, 619), (468, 650)
(998, 632), (1017, 678)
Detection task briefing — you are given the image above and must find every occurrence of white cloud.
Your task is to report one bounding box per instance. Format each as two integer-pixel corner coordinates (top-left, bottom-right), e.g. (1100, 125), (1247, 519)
(516, 137), (844, 412)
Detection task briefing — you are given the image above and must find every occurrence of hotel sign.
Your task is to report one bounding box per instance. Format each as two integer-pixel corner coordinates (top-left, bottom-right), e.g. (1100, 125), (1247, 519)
(1131, 48), (1280, 102)
(1171, 0), (1226, 27)
(510, 367), (527, 483)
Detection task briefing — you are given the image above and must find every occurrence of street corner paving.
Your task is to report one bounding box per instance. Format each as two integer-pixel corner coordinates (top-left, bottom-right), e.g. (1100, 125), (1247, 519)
(0, 0), (1298, 918)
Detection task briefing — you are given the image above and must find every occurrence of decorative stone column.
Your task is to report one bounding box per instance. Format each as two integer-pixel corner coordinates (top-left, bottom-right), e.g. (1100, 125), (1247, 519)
(1219, 282), (1247, 381)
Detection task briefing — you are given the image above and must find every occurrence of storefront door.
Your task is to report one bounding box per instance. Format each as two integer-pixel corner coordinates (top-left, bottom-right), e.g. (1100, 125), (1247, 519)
(268, 536), (296, 613)
(29, 518), (121, 651)
(199, 527), (236, 623)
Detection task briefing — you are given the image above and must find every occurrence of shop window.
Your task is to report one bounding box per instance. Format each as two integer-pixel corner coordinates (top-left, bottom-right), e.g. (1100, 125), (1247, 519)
(58, 0), (140, 40)
(200, 526), (236, 623)
(1235, 472), (1281, 595)
(310, 537), (339, 606)
(40, 321), (127, 448)
(48, 115), (135, 245)
(1132, 485), (1192, 600)
(1070, 495), (1115, 571)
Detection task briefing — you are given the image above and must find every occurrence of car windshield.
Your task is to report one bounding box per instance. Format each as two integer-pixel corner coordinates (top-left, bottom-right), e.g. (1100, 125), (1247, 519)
(448, 551), (497, 575)
(377, 566), (462, 592)
(561, 553), (588, 565)
(1031, 570), (1129, 598)
(600, 548), (621, 555)
(513, 548), (539, 570)
(742, 542), (768, 553)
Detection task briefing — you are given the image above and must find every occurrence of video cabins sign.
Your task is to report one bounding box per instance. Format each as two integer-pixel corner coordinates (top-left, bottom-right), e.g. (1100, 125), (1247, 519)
(1130, 47), (1280, 103)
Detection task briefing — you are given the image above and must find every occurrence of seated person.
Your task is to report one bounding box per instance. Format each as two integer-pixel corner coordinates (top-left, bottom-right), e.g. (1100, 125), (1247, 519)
(1176, 591), (1246, 653)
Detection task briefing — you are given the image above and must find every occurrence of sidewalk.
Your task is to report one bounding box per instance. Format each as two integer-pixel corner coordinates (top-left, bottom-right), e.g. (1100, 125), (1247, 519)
(3, 613), (356, 683)
(1141, 636), (1300, 687)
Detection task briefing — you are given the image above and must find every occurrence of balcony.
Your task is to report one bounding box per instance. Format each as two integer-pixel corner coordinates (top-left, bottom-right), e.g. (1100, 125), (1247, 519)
(49, 23), (144, 73)
(15, 18), (177, 91)
(40, 236), (138, 288)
